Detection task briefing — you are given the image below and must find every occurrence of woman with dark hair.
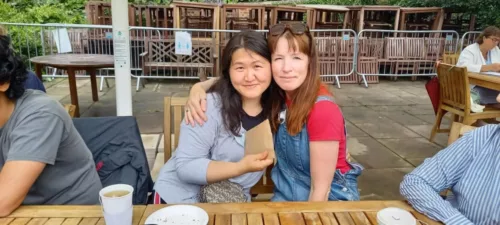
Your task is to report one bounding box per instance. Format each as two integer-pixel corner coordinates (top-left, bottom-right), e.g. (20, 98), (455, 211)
(457, 26), (500, 105)
(184, 23), (362, 202)
(0, 35), (101, 216)
(152, 30), (275, 204)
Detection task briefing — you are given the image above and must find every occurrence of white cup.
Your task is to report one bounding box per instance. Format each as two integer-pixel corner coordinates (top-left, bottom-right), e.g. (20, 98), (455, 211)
(377, 207), (417, 225)
(99, 184), (134, 225)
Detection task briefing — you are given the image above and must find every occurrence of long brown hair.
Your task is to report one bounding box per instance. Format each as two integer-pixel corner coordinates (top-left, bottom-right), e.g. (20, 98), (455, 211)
(268, 29), (321, 135)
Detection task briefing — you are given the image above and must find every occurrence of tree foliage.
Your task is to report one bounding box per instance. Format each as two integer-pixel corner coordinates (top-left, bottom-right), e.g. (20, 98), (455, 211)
(389, 0), (500, 29)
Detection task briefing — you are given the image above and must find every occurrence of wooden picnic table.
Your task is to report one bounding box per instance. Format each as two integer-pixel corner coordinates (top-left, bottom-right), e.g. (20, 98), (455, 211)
(140, 201), (443, 225)
(30, 54), (114, 117)
(0, 205), (146, 225)
(469, 72), (500, 91)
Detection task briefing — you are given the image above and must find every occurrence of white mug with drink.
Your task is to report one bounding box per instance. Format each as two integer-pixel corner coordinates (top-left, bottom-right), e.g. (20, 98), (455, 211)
(99, 184), (134, 225)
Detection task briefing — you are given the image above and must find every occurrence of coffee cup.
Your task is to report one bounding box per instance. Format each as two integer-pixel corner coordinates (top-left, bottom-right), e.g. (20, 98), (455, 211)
(99, 184), (134, 225)
(377, 207), (417, 225)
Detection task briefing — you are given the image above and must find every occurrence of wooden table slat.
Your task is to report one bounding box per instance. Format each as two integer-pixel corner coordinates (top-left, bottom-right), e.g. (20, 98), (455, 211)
(349, 212), (371, 225)
(0, 218), (14, 225)
(231, 213), (247, 225)
(468, 72), (500, 91)
(94, 219), (104, 225)
(279, 213), (306, 225)
(26, 218), (48, 225)
(214, 214), (231, 225)
(207, 214), (215, 225)
(60, 218), (81, 225)
(8, 218), (31, 225)
(334, 212), (355, 225)
(262, 213), (280, 225)
(77, 218), (99, 225)
(303, 212), (323, 225)
(247, 213), (263, 225)
(411, 211), (440, 225)
(363, 212), (378, 225)
(42, 218), (65, 225)
(318, 212), (339, 225)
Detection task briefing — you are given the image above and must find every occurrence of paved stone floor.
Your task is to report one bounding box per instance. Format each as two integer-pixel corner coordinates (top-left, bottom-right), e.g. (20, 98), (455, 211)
(44, 76), (452, 201)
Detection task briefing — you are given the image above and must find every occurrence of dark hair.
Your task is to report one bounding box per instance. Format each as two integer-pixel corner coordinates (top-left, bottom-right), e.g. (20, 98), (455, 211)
(0, 34), (27, 100)
(267, 26), (322, 135)
(476, 26), (500, 44)
(208, 30), (274, 136)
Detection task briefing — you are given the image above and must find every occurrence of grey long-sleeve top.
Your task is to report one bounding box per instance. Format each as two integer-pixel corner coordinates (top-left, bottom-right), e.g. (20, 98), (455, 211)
(153, 93), (265, 203)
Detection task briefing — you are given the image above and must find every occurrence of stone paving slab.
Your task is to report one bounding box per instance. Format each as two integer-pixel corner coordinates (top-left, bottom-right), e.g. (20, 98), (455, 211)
(347, 137), (414, 169)
(357, 168), (415, 200)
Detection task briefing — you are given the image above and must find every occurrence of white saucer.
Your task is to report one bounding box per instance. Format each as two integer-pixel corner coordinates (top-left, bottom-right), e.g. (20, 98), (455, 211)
(144, 205), (209, 225)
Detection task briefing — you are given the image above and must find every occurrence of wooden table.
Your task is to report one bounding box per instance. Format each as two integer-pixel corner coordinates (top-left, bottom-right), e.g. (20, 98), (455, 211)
(469, 72), (500, 91)
(140, 201), (442, 225)
(30, 54), (114, 117)
(0, 205), (146, 225)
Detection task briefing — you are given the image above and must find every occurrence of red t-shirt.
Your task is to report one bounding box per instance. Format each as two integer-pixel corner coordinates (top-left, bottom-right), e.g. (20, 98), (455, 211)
(286, 85), (350, 173)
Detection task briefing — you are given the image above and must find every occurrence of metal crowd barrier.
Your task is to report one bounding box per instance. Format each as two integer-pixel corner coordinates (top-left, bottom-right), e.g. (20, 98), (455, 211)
(356, 29), (460, 87)
(460, 31), (482, 51)
(4, 22), (483, 90)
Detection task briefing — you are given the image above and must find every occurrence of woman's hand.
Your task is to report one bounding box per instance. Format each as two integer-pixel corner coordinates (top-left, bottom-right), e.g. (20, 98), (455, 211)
(237, 151), (273, 173)
(491, 63), (500, 72)
(185, 83), (208, 127)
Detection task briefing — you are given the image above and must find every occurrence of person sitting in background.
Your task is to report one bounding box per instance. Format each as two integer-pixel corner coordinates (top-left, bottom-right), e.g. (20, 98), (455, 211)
(457, 26), (500, 105)
(400, 124), (500, 225)
(0, 34), (102, 217)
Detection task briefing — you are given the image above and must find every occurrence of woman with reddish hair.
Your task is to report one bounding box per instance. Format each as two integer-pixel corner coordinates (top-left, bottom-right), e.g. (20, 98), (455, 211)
(184, 24), (362, 202)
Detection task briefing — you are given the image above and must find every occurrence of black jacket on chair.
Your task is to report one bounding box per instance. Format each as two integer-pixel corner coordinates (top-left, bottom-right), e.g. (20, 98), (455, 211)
(73, 116), (154, 204)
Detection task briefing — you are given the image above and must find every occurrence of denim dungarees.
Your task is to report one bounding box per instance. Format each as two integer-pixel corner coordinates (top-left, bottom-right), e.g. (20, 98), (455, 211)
(271, 95), (363, 202)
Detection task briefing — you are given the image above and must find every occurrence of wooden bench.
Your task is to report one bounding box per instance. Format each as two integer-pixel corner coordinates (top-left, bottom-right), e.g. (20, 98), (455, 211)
(163, 96), (274, 200)
(141, 38), (215, 81)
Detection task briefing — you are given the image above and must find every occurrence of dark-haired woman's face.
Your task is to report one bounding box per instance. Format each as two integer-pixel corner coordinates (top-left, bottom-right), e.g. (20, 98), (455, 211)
(229, 48), (271, 101)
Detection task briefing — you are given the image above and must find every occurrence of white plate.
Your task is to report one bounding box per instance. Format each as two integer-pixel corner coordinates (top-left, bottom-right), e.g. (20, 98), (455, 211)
(144, 205), (209, 225)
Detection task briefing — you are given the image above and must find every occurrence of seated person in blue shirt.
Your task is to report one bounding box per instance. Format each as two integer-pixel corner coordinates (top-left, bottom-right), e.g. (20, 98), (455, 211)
(400, 125), (500, 225)
(152, 31), (274, 203)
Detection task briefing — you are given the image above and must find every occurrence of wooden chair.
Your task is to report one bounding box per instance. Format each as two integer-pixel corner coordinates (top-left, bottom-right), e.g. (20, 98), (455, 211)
(442, 53), (460, 65)
(64, 104), (76, 118)
(163, 96), (275, 199)
(429, 63), (500, 142)
(447, 122), (477, 146)
(163, 96), (188, 163)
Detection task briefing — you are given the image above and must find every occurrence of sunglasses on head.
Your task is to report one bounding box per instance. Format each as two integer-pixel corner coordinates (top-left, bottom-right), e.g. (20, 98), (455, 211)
(269, 23), (309, 36)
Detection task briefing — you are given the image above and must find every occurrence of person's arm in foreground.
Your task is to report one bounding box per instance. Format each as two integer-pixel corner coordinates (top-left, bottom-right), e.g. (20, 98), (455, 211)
(175, 103), (272, 185)
(0, 112), (64, 217)
(185, 78), (219, 126)
(308, 102), (343, 201)
(400, 131), (477, 224)
(0, 162), (45, 217)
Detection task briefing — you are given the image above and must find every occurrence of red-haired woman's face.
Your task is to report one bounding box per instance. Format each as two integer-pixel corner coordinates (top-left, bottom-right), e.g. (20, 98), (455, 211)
(271, 37), (309, 94)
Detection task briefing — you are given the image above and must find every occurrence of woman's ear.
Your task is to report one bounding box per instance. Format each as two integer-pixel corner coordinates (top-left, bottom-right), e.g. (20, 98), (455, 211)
(0, 82), (10, 92)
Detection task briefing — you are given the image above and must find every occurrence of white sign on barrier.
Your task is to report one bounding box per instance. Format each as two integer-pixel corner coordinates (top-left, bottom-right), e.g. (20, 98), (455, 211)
(175, 31), (192, 56)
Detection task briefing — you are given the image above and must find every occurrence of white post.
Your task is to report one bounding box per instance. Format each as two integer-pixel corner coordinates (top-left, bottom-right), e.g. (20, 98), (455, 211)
(111, 0), (133, 116)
